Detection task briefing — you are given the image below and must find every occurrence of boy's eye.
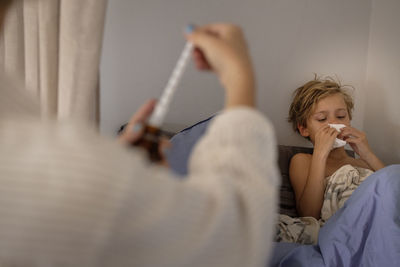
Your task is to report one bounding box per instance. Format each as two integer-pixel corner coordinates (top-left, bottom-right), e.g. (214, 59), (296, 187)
(337, 116), (345, 119)
(317, 118), (326, 122)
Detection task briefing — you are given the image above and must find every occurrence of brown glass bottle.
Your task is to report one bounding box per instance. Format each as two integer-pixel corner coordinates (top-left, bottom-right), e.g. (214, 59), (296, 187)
(132, 124), (163, 162)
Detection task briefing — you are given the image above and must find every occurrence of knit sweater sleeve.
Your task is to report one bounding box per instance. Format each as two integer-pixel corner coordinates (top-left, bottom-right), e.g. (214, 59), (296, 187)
(0, 91), (279, 267)
(188, 107), (280, 266)
(108, 107), (280, 267)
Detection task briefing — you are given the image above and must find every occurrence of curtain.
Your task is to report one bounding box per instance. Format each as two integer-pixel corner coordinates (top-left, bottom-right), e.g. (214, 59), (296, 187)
(0, 0), (107, 126)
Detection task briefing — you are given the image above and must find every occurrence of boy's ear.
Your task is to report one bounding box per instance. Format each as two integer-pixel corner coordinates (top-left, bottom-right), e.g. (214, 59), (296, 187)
(298, 123), (310, 137)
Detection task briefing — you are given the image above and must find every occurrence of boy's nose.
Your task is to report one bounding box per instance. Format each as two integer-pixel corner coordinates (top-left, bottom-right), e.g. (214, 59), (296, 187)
(328, 118), (339, 124)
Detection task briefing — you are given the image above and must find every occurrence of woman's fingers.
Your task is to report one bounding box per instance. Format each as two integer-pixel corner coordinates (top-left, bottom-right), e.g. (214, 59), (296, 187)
(192, 48), (212, 70)
(129, 99), (157, 125)
(186, 23), (255, 109)
(193, 23), (238, 39)
(185, 23), (249, 74)
(119, 99), (157, 145)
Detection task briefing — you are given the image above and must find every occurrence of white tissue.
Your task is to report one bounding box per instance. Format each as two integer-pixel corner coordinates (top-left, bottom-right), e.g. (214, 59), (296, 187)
(328, 124), (347, 149)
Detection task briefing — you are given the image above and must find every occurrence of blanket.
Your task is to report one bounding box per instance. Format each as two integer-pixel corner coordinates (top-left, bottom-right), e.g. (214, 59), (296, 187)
(270, 165), (400, 267)
(275, 165), (373, 244)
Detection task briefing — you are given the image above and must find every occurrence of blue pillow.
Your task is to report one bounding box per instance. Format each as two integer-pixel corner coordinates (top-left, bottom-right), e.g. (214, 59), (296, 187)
(165, 116), (214, 176)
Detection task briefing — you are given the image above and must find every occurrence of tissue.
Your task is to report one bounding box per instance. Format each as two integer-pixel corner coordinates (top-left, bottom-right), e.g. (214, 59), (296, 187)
(328, 124), (347, 149)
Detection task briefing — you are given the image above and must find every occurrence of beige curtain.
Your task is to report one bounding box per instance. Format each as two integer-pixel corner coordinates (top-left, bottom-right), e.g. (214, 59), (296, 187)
(0, 0), (107, 125)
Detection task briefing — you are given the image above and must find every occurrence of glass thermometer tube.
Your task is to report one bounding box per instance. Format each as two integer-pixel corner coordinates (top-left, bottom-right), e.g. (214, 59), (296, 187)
(133, 28), (194, 162)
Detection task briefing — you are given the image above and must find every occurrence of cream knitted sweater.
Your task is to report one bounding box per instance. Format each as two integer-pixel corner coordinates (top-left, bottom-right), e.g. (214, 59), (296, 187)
(0, 74), (279, 267)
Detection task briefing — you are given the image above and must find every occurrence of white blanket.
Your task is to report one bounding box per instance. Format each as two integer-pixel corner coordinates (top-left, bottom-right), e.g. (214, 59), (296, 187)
(275, 164), (373, 244)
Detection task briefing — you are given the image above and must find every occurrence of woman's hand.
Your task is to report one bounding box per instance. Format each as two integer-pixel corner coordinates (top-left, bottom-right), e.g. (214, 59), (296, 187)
(118, 99), (157, 145)
(118, 99), (171, 165)
(186, 24), (255, 109)
(313, 125), (339, 158)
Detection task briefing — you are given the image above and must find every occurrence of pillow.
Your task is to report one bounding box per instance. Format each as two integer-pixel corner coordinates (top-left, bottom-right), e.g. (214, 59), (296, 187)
(165, 116), (215, 176)
(277, 145), (313, 217)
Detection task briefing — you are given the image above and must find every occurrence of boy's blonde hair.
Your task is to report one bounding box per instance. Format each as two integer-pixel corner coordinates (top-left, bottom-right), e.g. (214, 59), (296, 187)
(288, 75), (354, 134)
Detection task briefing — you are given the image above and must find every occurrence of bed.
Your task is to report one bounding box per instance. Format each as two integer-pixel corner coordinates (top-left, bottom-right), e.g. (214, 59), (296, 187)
(164, 115), (400, 267)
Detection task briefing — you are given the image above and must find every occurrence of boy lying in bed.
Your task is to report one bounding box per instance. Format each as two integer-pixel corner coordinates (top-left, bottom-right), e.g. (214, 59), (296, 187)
(275, 76), (385, 244)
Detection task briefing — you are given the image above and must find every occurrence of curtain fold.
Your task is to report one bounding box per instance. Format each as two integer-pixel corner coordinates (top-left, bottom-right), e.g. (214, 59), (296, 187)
(38, 0), (60, 116)
(23, 0), (39, 96)
(0, 0), (107, 126)
(3, 0), (25, 79)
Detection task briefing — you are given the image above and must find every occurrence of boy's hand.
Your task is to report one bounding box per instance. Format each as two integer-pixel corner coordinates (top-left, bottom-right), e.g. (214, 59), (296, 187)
(339, 126), (385, 170)
(339, 127), (372, 160)
(314, 125), (339, 158)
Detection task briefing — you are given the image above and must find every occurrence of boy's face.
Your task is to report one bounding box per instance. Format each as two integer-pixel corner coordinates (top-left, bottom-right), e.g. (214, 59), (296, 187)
(299, 93), (351, 142)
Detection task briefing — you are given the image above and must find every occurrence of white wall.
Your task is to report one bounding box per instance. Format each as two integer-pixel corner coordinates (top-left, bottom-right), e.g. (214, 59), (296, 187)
(364, 0), (400, 164)
(101, 0), (371, 148)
